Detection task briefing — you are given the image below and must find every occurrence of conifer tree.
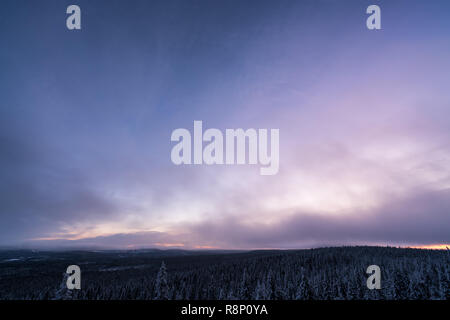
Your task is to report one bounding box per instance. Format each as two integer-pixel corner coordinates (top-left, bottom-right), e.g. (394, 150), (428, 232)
(53, 272), (73, 300)
(154, 261), (169, 300)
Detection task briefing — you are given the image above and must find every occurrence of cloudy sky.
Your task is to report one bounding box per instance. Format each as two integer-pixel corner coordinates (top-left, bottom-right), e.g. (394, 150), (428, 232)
(1, 0), (449, 249)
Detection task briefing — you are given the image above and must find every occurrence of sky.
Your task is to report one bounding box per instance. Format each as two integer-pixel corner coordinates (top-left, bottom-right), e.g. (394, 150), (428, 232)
(0, 0), (449, 249)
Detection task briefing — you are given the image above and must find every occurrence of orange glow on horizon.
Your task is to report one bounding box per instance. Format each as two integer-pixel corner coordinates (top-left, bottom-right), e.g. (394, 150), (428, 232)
(194, 245), (219, 249)
(410, 244), (449, 250)
(153, 242), (185, 247)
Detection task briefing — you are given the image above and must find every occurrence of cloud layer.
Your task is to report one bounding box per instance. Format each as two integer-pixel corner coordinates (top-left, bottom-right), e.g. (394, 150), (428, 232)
(1, 0), (450, 249)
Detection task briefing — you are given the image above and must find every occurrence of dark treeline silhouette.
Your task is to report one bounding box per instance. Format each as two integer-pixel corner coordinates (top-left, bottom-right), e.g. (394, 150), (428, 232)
(0, 246), (448, 300)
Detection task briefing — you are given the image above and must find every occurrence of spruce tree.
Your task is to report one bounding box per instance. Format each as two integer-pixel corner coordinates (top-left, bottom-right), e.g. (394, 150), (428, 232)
(154, 261), (169, 300)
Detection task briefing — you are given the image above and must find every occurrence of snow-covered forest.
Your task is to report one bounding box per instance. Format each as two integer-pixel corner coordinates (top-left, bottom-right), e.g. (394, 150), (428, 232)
(0, 246), (448, 300)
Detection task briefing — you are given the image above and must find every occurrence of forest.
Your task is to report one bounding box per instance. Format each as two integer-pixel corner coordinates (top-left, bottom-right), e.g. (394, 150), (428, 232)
(0, 246), (448, 300)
